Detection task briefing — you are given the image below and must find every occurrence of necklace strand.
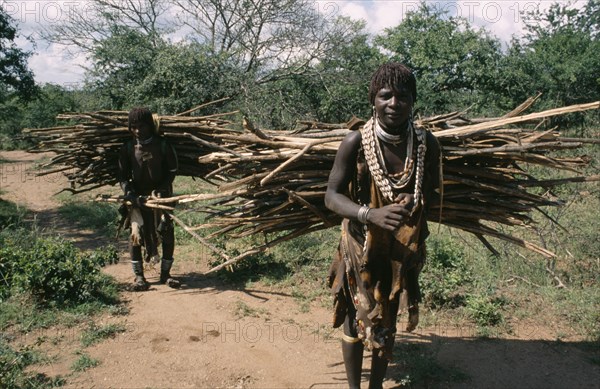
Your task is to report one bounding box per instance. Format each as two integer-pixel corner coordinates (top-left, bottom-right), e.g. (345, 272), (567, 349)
(361, 117), (427, 207)
(374, 121), (405, 144)
(373, 119), (414, 189)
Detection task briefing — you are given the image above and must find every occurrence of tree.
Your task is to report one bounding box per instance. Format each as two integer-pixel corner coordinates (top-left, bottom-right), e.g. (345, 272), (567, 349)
(172, 0), (350, 81)
(40, 0), (170, 55)
(87, 26), (164, 109)
(0, 84), (78, 150)
(40, 0), (172, 109)
(375, 3), (503, 115)
(522, 0), (599, 40)
(0, 6), (36, 99)
(38, 0), (362, 116)
(298, 18), (383, 123)
(506, 0), (600, 109)
(132, 43), (241, 114)
(21, 84), (78, 129)
(227, 17), (382, 127)
(0, 5), (38, 149)
(85, 28), (242, 114)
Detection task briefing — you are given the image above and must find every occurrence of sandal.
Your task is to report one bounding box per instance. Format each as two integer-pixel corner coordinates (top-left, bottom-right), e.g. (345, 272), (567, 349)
(160, 273), (181, 288)
(132, 275), (150, 291)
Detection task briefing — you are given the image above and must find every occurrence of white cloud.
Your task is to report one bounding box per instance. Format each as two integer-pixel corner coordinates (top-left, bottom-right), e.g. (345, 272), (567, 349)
(334, 2), (370, 25)
(457, 1), (540, 42)
(325, 0), (581, 41)
(4, 0), (93, 86)
(29, 43), (88, 86)
(328, 1), (411, 34)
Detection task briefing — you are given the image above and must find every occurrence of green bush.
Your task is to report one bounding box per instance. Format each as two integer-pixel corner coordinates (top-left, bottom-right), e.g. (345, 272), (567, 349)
(420, 236), (472, 309)
(465, 294), (506, 327)
(0, 231), (119, 307)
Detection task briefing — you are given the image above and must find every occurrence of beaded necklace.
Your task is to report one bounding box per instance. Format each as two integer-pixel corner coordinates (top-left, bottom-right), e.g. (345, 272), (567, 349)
(361, 117), (427, 208)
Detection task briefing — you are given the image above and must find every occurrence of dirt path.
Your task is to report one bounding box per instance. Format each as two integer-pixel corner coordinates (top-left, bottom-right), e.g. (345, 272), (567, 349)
(0, 150), (110, 248)
(2, 150), (599, 389)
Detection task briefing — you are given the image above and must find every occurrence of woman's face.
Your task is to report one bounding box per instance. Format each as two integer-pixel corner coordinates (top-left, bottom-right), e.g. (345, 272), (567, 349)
(130, 121), (153, 141)
(373, 85), (413, 132)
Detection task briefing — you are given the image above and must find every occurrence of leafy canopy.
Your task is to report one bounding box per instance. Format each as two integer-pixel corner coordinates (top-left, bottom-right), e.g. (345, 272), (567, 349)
(0, 6), (36, 99)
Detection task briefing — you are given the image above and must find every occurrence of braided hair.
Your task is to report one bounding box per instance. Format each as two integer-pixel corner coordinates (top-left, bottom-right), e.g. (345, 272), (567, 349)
(368, 63), (417, 105)
(128, 107), (156, 134)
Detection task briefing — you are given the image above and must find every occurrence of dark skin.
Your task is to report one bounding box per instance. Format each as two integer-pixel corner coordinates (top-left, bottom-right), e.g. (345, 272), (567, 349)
(119, 119), (177, 199)
(326, 82), (441, 388)
(122, 120), (154, 206)
(130, 121), (153, 142)
(118, 113), (179, 288)
(325, 85), (416, 230)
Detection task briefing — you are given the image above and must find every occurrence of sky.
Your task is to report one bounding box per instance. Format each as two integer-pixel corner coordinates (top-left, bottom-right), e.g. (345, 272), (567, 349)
(1, 0), (582, 86)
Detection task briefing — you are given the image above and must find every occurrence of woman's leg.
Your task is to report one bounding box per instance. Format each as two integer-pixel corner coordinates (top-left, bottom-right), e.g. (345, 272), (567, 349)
(130, 239), (149, 291)
(368, 340), (392, 389)
(342, 307), (364, 389)
(369, 296), (399, 388)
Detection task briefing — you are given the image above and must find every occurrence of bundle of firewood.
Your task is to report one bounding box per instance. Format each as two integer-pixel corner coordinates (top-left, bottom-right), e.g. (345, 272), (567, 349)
(190, 99), (600, 266)
(25, 98), (600, 269)
(23, 107), (241, 193)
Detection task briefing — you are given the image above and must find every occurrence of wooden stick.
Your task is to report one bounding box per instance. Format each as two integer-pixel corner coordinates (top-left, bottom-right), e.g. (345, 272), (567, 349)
(175, 97), (231, 116)
(205, 249), (264, 274)
(435, 101), (600, 138)
(168, 212), (231, 263)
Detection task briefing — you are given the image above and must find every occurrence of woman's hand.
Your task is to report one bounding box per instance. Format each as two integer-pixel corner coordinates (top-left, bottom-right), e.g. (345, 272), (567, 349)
(367, 194), (414, 231)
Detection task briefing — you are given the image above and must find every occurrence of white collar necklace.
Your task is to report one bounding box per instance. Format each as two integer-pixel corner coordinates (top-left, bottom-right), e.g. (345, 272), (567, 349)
(374, 120), (408, 145)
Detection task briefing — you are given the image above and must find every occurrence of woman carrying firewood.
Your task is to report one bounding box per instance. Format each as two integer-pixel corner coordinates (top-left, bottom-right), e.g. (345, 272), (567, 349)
(118, 107), (180, 291)
(325, 63), (441, 388)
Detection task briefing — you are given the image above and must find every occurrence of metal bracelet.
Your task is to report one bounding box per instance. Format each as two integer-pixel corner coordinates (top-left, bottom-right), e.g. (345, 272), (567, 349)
(357, 205), (371, 224)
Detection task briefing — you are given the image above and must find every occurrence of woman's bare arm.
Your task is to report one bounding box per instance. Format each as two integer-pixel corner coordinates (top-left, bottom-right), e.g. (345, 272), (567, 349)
(325, 131), (412, 231)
